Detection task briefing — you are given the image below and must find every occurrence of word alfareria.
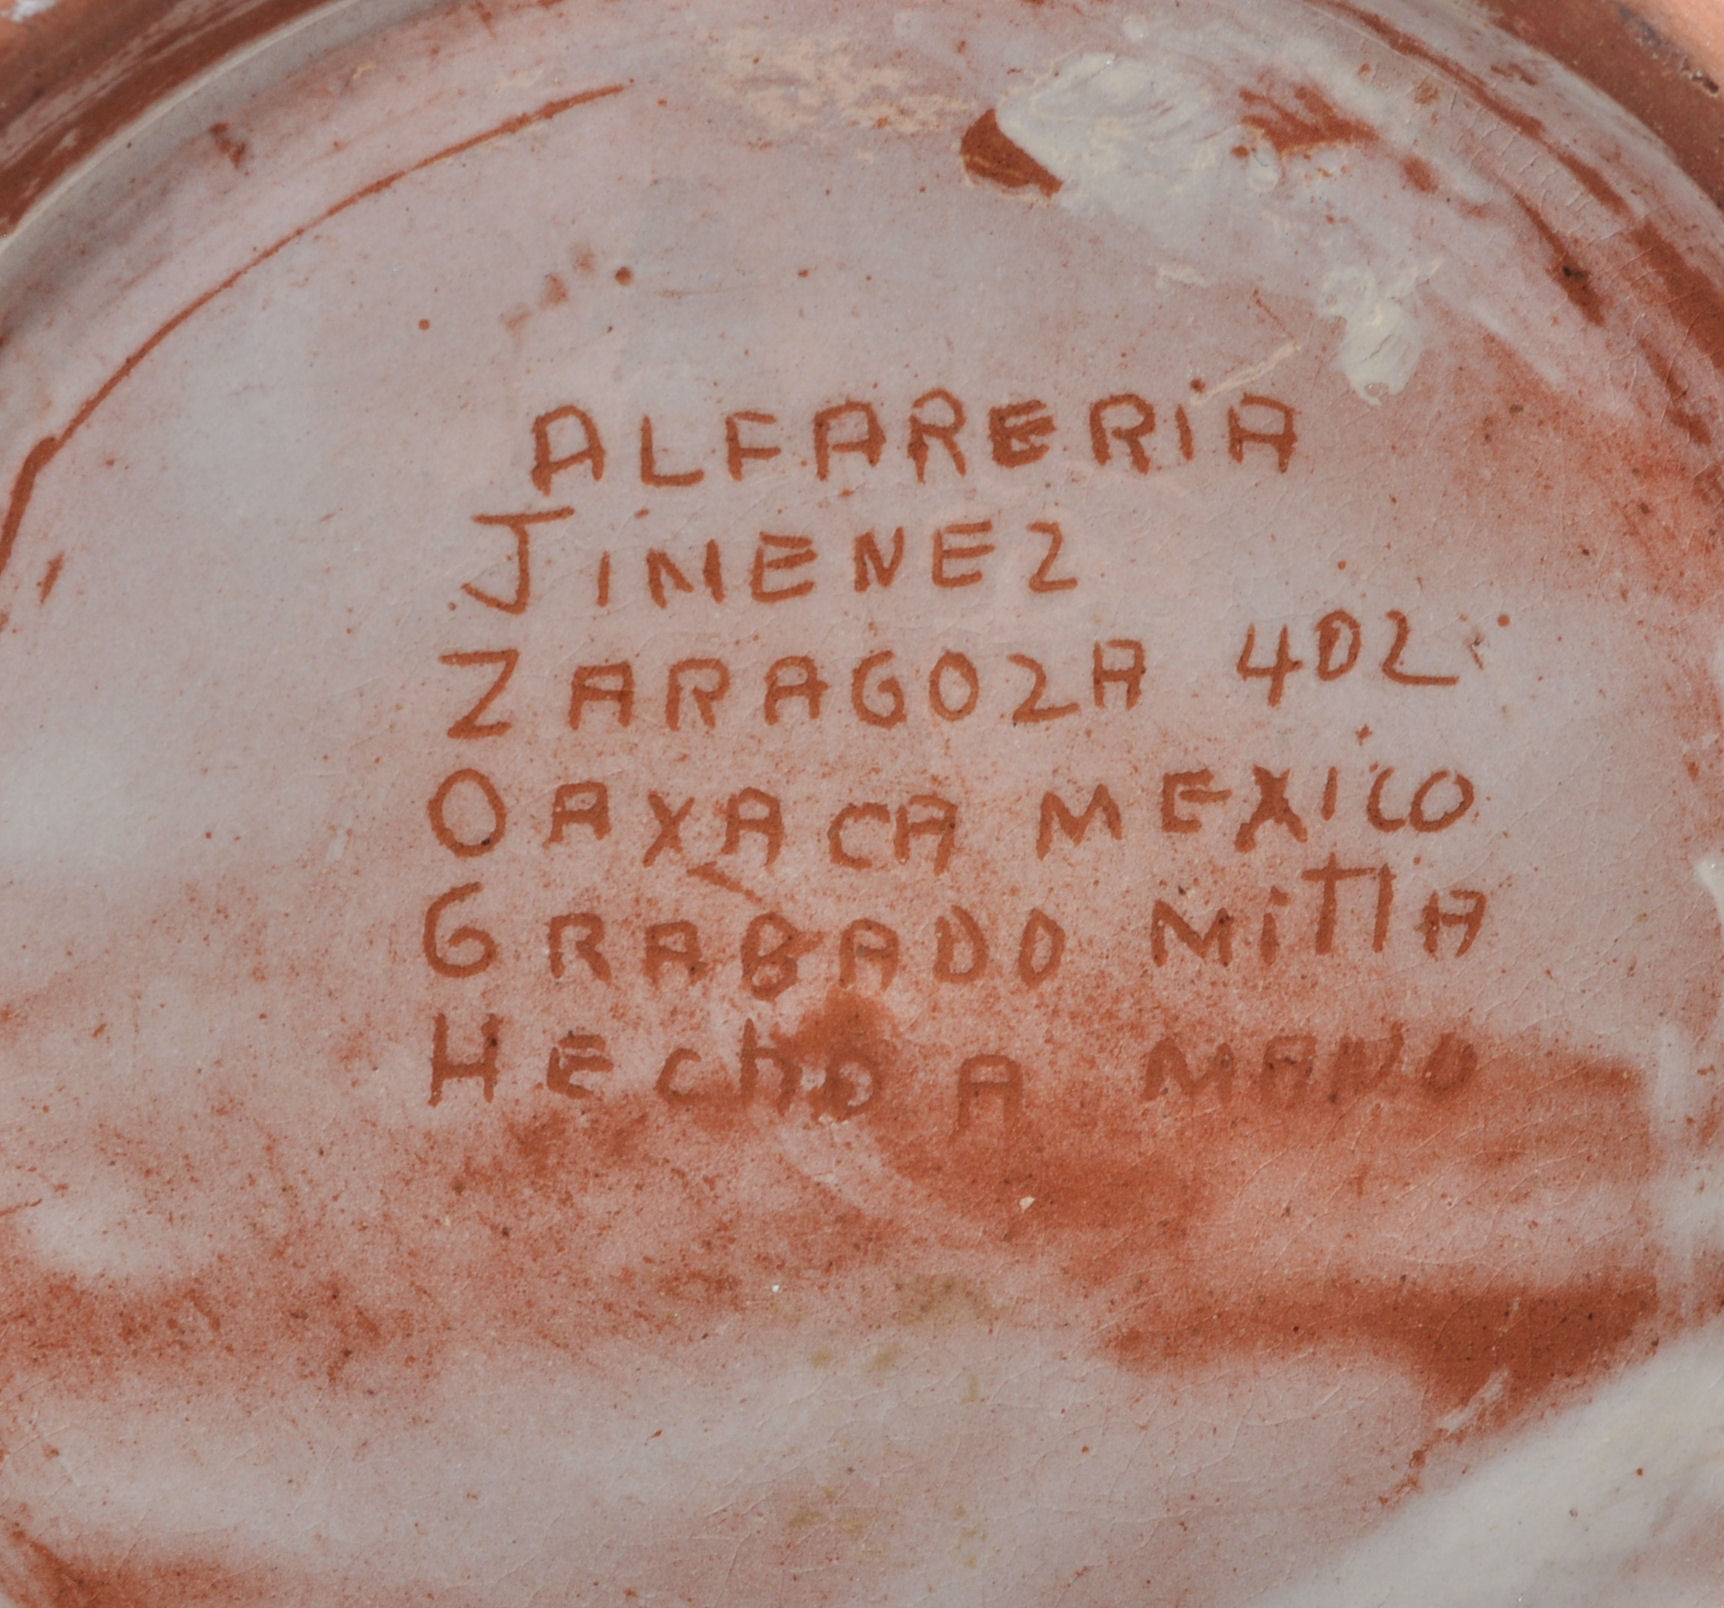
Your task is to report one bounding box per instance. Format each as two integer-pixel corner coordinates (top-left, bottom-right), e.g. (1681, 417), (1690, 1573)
(524, 388), (1299, 491)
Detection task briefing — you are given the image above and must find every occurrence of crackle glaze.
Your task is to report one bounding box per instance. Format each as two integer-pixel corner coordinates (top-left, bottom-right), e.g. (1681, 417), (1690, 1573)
(0, 0), (1723, 1601)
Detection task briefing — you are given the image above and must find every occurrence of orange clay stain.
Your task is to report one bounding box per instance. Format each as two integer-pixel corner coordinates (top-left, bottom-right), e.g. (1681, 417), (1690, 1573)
(0, 954), (1674, 1431)
(774, 985), (899, 1104)
(0, 1519), (265, 1607)
(1316, 0), (1628, 215)
(1627, 218), (1724, 386)
(0, 0), (332, 233)
(959, 109), (1062, 196)
(1401, 153), (1439, 193)
(1238, 81), (1378, 156)
(207, 121), (247, 169)
(1517, 199), (1606, 324)
(860, 1016), (1663, 1424)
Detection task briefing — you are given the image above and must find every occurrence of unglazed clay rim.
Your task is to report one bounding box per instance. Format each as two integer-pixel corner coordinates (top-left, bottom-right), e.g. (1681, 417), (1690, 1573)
(0, 0), (1721, 247)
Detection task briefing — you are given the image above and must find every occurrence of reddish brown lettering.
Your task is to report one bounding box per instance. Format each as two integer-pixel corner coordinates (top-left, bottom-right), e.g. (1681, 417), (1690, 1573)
(568, 663), (634, 728)
(931, 520), (995, 588)
(1142, 1036), (1235, 1105)
(851, 651), (906, 727)
(440, 648), (518, 739)
(740, 1019), (800, 1110)
(1026, 520), (1077, 593)
(1009, 654), (1078, 724)
(1300, 855), (1388, 955)
(929, 651), (980, 721)
(1234, 766), (1308, 851)
(645, 920), (704, 984)
(829, 802), (890, 869)
(1366, 769), (1406, 833)
(423, 883), (498, 978)
(1089, 393), (1155, 471)
(548, 912), (610, 982)
(722, 788), (785, 867)
(725, 411), (781, 480)
(430, 1013), (503, 1107)
(1237, 624), (1303, 707)
(1141, 1026), (1473, 1110)
(466, 508), (570, 614)
(546, 781), (610, 844)
(1257, 1034), (1317, 1108)
(1382, 609), (1460, 686)
(655, 1047), (712, 1105)
(1150, 899), (1234, 967)
(1227, 393), (1297, 472)
(815, 1049), (880, 1121)
(1175, 404), (1194, 461)
(646, 548), (694, 608)
(895, 794), (957, 872)
(1161, 769), (1232, 834)
(752, 533), (817, 602)
(1422, 889), (1488, 957)
(955, 1053), (1023, 1131)
(742, 912), (811, 1001)
(643, 793), (693, 867)
(1258, 885), (1292, 965)
(1375, 867), (1399, 954)
(428, 768), (507, 857)
(1037, 785), (1122, 858)
(1092, 639), (1145, 709)
(639, 415), (704, 486)
(1316, 610), (1361, 679)
(840, 919), (901, 991)
(545, 1031), (613, 1099)
(763, 656), (828, 724)
(1410, 770), (1476, 831)
(1017, 908), (1065, 986)
(853, 528), (905, 592)
(1329, 1026), (1403, 1101)
(1419, 1033), (1479, 1096)
(908, 388), (967, 481)
(813, 400), (885, 480)
(935, 905), (988, 983)
(531, 404), (604, 493)
(666, 658), (731, 731)
(989, 401), (1055, 468)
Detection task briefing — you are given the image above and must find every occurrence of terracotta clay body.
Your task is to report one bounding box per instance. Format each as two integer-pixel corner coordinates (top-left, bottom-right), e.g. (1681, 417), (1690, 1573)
(0, 0), (1722, 1601)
